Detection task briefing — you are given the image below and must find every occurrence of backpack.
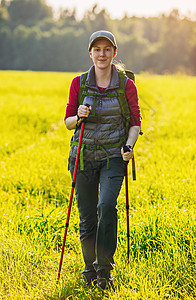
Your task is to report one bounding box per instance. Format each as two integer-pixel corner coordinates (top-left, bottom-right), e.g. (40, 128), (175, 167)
(72, 69), (141, 170)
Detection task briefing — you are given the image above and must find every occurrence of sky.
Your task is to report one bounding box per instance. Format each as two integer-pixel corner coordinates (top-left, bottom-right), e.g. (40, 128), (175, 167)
(46, 0), (196, 19)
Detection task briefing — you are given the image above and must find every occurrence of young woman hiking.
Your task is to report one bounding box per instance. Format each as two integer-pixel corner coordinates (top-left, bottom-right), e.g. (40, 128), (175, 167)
(64, 30), (141, 290)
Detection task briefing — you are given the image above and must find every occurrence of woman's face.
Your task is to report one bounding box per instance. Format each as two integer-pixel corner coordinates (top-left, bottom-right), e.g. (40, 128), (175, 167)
(90, 39), (117, 70)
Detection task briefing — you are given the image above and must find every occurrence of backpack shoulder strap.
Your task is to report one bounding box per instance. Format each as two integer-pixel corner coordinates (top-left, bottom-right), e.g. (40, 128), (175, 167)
(78, 71), (88, 106)
(117, 70), (130, 117)
(117, 71), (130, 139)
(125, 70), (135, 82)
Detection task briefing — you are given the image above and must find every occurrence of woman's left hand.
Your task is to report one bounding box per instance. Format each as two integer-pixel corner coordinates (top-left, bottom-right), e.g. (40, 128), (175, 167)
(121, 147), (134, 161)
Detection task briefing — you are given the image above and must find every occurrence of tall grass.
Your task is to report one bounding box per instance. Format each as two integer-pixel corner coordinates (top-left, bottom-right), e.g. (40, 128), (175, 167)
(0, 71), (196, 299)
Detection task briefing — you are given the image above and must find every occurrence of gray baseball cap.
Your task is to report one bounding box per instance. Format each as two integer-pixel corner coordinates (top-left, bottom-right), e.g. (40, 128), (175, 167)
(88, 30), (117, 51)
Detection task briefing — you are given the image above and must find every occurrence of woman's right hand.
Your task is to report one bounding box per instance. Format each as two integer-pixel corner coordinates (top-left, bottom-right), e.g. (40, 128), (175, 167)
(77, 105), (91, 118)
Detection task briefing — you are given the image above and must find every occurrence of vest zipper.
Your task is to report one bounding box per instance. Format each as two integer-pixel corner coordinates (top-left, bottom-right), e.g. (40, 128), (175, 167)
(94, 97), (102, 161)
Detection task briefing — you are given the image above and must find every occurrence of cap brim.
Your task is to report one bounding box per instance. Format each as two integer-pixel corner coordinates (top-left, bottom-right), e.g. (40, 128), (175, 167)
(89, 37), (116, 51)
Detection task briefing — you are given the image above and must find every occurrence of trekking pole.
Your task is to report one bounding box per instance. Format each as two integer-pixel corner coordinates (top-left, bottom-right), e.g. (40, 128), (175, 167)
(132, 154), (136, 181)
(57, 105), (89, 284)
(123, 146), (136, 263)
(124, 162), (130, 263)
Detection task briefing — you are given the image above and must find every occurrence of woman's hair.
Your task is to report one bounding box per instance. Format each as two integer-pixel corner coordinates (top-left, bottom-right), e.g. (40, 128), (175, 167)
(113, 60), (126, 73)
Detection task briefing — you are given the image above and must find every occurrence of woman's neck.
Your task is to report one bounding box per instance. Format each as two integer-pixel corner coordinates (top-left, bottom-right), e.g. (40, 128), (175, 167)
(95, 65), (112, 88)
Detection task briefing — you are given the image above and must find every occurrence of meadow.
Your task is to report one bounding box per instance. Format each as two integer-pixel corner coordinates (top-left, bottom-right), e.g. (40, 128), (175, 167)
(0, 70), (196, 299)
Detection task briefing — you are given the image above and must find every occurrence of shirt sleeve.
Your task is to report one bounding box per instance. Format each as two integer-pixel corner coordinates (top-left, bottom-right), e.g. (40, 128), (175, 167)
(125, 78), (141, 127)
(64, 76), (80, 121)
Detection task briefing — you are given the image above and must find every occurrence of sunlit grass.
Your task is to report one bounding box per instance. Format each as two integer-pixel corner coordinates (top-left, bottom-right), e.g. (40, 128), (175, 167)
(0, 70), (196, 299)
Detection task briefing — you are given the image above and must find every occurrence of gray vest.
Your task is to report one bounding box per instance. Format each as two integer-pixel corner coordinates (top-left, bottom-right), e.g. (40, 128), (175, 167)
(70, 65), (127, 164)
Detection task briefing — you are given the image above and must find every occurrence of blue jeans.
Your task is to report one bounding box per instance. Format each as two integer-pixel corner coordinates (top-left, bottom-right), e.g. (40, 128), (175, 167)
(69, 156), (126, 274)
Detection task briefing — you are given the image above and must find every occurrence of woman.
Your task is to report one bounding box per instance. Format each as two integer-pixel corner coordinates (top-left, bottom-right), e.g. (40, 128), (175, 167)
(64, 30), (141, 289)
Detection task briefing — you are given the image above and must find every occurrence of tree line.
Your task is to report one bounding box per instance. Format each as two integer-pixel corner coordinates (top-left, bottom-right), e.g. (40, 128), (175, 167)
(0, 0), (196, 74)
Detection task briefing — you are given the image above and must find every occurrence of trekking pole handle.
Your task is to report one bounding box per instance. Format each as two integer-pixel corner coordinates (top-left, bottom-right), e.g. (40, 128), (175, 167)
(81, 103), (90, 123)
(123, 145), (132, 165)
(77, 104), (90, 128)
(123, 145), (131, 153)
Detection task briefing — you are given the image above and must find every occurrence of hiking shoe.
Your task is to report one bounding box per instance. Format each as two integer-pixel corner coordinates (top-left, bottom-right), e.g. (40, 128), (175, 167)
(83, 271), (97, 287)
(97, 269), (114, 290)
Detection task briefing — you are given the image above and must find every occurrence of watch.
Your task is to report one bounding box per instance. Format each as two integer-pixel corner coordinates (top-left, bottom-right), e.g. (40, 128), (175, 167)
(126, 145), (133, 151)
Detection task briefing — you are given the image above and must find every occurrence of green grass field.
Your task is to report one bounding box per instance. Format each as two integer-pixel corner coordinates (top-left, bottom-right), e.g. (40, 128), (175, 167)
(0, 71), (196, 299)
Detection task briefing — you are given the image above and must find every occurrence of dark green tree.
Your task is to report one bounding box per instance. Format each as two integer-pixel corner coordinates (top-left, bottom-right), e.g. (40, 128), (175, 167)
(83, 5), (110, 32)
(0, 2), (196, 74)
(157, 10), (194, 73)
(0, 0), (9, 24)
(7, 0), (52, 26)
(0, 27), (12, 69)
(118, 35), (151, 72)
